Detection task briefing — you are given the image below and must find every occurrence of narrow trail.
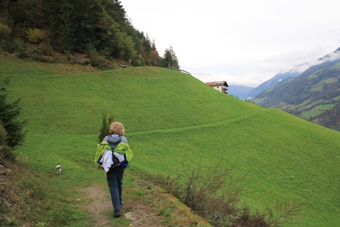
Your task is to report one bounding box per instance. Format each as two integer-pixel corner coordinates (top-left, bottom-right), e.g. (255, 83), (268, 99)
(80, 177), (211, 227)
(81, 185), (157, 227)
(80, 185), (112, 227)
(128, 109), (264, 136)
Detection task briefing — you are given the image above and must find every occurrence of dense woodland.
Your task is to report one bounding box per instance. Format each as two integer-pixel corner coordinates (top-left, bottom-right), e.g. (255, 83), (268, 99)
(0, 0), (179, 68)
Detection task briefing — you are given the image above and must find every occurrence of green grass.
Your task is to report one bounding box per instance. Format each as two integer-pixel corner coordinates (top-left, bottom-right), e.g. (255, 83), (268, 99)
(1, 54), (340, 226)
(316, 104), (335, 111)
(300, 110), (323, 118)
(332, 95), (340, 101)
(333, 62), (340, 69)
(252, 97), (267, 104)
(300, 104), (335, 118)
(310, 78), (338, 92)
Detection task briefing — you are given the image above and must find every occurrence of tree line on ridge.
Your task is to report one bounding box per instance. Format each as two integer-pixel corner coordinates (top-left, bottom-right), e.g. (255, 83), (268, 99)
(0, 0), (179, 69)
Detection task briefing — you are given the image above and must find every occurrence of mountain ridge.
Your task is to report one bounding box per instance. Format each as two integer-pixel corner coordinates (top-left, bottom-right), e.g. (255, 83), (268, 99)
(227, 85), (254, 99)
(246, 70), (299, 99)
(246, 47), (340, 100)
(253, 48), (340, 131)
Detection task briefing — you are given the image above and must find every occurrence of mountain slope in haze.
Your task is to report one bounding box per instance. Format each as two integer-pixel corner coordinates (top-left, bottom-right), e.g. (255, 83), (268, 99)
(227, 85), (254, 99)
(253, 48), (340, 131)
(246, 70), (299, 99)
(247, 47), (340, 100)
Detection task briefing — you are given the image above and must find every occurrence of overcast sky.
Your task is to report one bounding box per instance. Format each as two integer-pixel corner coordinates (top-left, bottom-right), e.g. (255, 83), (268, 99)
(123, 0), (340, 87)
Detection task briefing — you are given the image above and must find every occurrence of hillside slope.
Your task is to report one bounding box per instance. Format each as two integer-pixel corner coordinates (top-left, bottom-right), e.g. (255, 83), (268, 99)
(1, 54), (340, 226)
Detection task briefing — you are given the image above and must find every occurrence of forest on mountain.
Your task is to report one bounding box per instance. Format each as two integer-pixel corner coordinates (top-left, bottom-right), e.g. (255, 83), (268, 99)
(0, 0), (179, 69)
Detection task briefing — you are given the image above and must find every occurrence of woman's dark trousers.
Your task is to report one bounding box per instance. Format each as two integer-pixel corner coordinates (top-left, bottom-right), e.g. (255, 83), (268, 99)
(106, 166), (125, 211)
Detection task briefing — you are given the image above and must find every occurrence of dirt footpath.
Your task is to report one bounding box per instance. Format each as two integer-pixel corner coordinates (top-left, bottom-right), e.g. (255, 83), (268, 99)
(81, 185), (163, 227)
(80, 177), (211, 227)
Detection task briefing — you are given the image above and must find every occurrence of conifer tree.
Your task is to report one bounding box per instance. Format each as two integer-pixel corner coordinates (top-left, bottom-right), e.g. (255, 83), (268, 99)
(98, 114), (114, 142)
(0, 78), (26, 149)
(162, 46), (179, 68)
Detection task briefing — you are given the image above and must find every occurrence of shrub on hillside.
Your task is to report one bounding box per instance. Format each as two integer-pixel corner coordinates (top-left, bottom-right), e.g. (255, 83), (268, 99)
(86, 44), (114, 69)
(37, 43), (55, 57)
(12, 39), (26, 58)
(0, 124), (6, 145)
(0, 23), (11, 41)
(0, 145), (16, 161)
(0, 40), (8, 51)
(26, 28), (43, 44)
(145, 160), (303, 227)
(0, 123), (16, 161)
(232, 202), (304, 227)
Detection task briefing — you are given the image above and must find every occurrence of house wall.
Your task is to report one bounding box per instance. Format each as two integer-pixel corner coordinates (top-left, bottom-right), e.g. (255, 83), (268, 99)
(212, 86), (228, 94)
(213, 86), (222, 92)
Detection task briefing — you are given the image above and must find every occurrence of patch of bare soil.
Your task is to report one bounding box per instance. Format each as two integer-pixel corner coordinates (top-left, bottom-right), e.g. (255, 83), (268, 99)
(80, 185), (112, 227)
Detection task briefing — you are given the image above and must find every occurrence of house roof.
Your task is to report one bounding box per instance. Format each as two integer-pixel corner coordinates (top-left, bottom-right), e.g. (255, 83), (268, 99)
(205, 81), (229, 87)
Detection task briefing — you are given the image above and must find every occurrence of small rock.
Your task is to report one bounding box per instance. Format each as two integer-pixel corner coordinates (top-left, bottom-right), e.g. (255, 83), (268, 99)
(125, 212), (137, 221)
(3, 169), (11, 175)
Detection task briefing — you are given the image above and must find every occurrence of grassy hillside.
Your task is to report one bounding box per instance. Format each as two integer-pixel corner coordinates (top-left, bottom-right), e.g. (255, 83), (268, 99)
(1, 54), (340, 226)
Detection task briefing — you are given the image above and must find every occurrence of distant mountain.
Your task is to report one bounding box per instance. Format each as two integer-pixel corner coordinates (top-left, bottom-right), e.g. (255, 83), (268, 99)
(246, 70), (299, 100)
(247, 47), (340, 100)
(228, 85), (254, 100)
(253, 48), (340, 131)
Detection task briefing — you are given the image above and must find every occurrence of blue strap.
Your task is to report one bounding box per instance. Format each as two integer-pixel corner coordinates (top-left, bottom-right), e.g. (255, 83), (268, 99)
(109, 135), (122, 150)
